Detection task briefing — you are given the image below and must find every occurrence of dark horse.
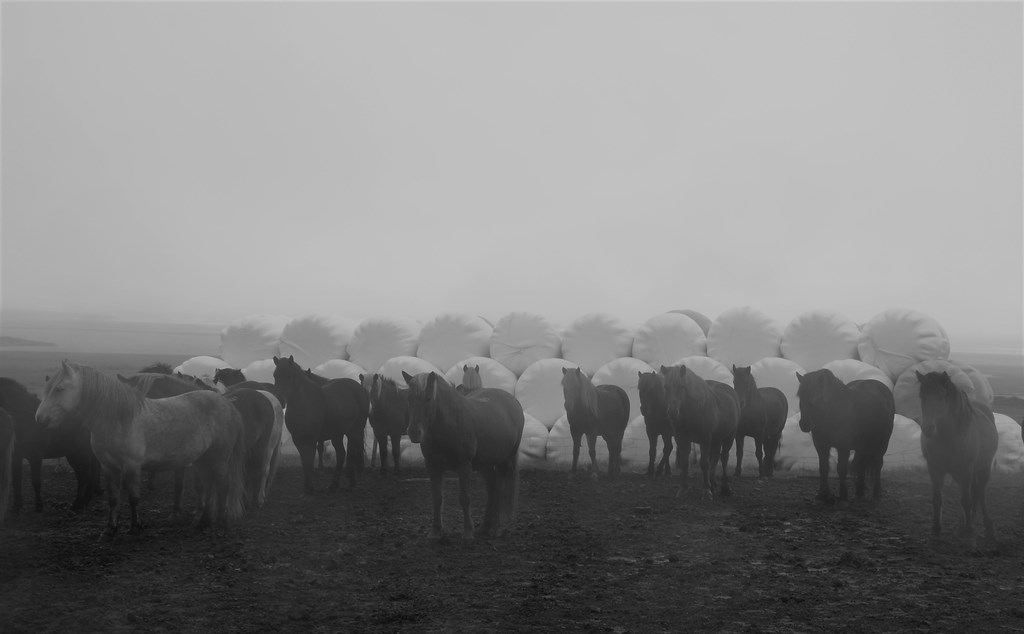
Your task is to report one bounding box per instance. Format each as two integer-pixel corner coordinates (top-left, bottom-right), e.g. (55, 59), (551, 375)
(272, 356), (368, 493)
(917, 370), (998, 543)
(368, 375), (409, 475)
(796, 369), (895, 503)
(638, 371), (673, 477)
(0, 377), (101, 513)
(560, 367), (630, 478)
(660, 365), (739, 499)
(732, 366), (789, 478)
(402, 371), (524, 539)
(0, 407), (13, 527)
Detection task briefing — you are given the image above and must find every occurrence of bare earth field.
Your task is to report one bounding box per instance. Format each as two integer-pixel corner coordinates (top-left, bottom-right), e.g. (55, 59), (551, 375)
(3, 459), (1024, 633)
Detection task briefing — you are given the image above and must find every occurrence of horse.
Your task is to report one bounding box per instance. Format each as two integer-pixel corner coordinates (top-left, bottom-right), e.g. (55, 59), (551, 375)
(359, 373), (379, 468)
(0, 407), (14, 528)
(0, 377), (101, 513)
(272, 356), (368, 493)
(796, 369), (895, 503)
(660, 365), (739, 499)
(38, 361), (247, 540)
(303, 369), (333, 469)
(916, 370), (998, 543)
(732, 366), (789, 478)
(368, 375), (409, 475)
(212, 367), (247, 389)
(638, 371), (673, 477)
(138, 362), (174, 374)
(222, 387), (285, 509)
(402, 371), (524, 539)
(456, 364), (483, 394)
(560, 367), (630, 478)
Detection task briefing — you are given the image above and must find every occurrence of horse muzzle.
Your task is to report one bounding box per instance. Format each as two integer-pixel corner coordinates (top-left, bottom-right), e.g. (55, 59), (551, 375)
(798, 417), (810, 433)
(35, 405), (64, 430)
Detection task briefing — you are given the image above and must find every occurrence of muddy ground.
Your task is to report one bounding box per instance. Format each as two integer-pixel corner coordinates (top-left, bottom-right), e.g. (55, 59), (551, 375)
(3, 457), (1024, 633)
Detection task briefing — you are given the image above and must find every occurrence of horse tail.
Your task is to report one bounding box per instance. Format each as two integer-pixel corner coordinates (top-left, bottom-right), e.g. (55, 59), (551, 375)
(222, 409), (248, 523)
(0, 410), (13, 528)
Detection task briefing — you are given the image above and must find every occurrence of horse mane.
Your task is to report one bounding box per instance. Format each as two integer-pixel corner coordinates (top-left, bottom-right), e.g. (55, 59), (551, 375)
(127, 372), (201, 396)
(68, 363), (145, 425)
(681, 368), (713, 411)
(563, 369), (599, 419)
(138, 362), (174, 374)
(919, 371), (974, 428)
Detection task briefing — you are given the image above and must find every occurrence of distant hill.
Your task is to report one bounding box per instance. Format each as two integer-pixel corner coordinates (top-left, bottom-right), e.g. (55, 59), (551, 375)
(0, 336), (55, 347)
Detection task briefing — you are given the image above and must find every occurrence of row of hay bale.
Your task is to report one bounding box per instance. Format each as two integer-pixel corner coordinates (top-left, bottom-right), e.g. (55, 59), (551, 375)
(172, 308), (1022, 474)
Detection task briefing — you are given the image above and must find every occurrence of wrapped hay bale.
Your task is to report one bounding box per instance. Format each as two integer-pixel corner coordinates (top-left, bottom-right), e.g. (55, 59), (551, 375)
(443, 357), (518, 394)
(278, 315), (356, 369)
(857, 309), (950, 382)
(219, 314), (289, 368)
(749, 357), (805, 415)
(775, 414), (818, 472)
(994, 414), (1024, 474)
(775, 412), (926, 472)
(673, 355), (734, 387)
(822, 359), (894, 391)
(415, 313), (493, 373)
(668, 309), (713, 336)
(399, 437), (426, 469)
(780, 310), (861, 372)
(632, 313), (707, 369)
(707, 306), (782, 369)
(560, 313), (635, 376)
(347, 318), (421, 374)
(519, 414), (549, 468)
(515, 358), (578, 430)
(489, 312), (562, 377)
(592, 357), (655, 424)
(174, 356), (231, 380)
(545, 414), (608, 471)
(313, 359), (366, 382)
(950, 360), (995, 406)
(242, 359), (276, 383)
(893, 360), (975, 421)
(377, 356), (443, 387)
(884, 415), (925, 470)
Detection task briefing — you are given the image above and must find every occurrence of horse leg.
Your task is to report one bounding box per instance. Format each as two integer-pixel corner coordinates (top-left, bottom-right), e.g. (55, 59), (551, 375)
(754, 437), (765, 478)
(428, 467), (444, 539)
(370, 437), (379, 470)
(734, 434), (744, 478)
(570, 431), (582, 477)
(677, 438), (691, 492)
(660, 433), (674, 477)
(929, 469), (944, 536)
(836, 449), (850, 501)
(699, 441), (713, 500)
(872, 456), (884, 499)
(67, 452), (92, 512)
(11, 448), (23, 513)
(391, 433), (402, 476)
(193, 462), (214, 532)
(647, 429), (657, 477)
(125, 468), (145, 535)
(30, 457), (43, 512)
(377, 432), (389, 476)
(974, 468), (995, 541)
(330, 437), (348, 490)
(607, 438), (622, 479)
(457, 464), (474, 539)
(813, 438), (832, 502)
(316, 440), (325, 470)
(586, 433), (599, 477)
(956, 473), (974, 539)
(101, 465), (124, 542)
(718, 438), (732, 497)
(477, 467), (498, 538)
(295, 442), (317, 494)
(173, 468), (185, 517)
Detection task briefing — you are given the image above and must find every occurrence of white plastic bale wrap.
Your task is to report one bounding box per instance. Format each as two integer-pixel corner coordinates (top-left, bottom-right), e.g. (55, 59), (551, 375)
(399, 437), (426, 469)
(519, 414), (549, 467)
(950, 360), (995, 406)
(822, 359), (894, 391)
(174, 356), (231, 380)
(884, 415), (925, 470)
(780, 310), (861, 372)
(631, 313), (707, 369)
(415, 313), (493, 373)
(243, 359), (276, 384)
(489, 312), (562, 377)
(668, 309), (712, 336)
(443, 357), (518, 394)
(278, 315), (356, 369)
(515, 358), (578, 430)
(219, 314), (289, 368)
(591, 357), (655, 424)
(560, 313), (635, 376)
(857, 309), (951, 382)
(994, 414), (1024, 473)
(893, 360), (976, 421)
(620, 415), (656, 473)
(707, 306), (783, 369)
(347, 318), (421, 374)
(673, 355), (734, 387)
(377, 356), (443, 387)
(749, 357), (805, 416)
(313, 360), (367, 382)
(545, 414), (651, 473)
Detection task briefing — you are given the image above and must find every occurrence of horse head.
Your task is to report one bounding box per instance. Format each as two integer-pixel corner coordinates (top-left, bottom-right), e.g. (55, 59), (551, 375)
(213, 367), (244, 388)
(732, 365), (755, 410)
(659, 364), (689, 422)
(36, 360), (82, 430)
(462, 364), (482, 391)
(637, 370), (664, 418)
(560, 367), (590, 414)
(795, 369), (841, 433)
(916, 370), (969, 438)
(403, 371), (440, 444)
(272, 356), (302, 396)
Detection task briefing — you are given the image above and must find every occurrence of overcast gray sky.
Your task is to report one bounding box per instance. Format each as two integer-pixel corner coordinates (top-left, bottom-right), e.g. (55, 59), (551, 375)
(3, 2), (1021, 348)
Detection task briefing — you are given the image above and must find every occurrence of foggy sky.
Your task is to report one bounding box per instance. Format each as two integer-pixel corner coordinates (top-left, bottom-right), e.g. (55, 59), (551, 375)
(3, 2), (1021, 348)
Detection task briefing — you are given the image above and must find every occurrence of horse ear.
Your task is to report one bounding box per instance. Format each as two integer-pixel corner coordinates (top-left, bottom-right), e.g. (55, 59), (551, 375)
(562, 367), (568, 375)
(401, 371), (413, 384)
(796, 372), (803, 383)
(731, 364), (736, 372)
(474, 365), (480, 372)
(273, 356), (279, 364)
(426, 372), (437, 391)
(915, 371), (924, 381)
(117, 374), (127, 382)
(359, 374), (364, 381)
(660, 365), (668, 375)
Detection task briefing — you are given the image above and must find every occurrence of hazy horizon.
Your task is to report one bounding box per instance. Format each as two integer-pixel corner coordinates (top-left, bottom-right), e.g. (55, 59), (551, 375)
(3, 2), (1022, 350)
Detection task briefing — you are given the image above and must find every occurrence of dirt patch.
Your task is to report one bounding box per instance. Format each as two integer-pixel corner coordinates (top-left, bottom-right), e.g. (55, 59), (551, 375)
(3, 460), (1024, 632)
